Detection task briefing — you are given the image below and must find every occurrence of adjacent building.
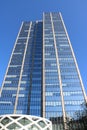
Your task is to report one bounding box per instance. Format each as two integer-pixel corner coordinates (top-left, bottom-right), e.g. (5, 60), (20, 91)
(0, 12), (87, 130)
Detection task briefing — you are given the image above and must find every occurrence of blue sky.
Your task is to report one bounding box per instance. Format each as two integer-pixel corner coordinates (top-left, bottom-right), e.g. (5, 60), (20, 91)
(0, 0), (87, 93)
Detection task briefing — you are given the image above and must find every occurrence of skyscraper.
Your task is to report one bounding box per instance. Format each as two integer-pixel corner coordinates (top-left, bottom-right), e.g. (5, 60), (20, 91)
(0, 12), (87, 130)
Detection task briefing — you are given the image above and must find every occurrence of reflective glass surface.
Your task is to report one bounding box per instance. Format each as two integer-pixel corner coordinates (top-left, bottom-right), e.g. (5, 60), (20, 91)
(43, 13), (86, 130)
(0, 12), (86, 130)
(0, 22), (43, 116)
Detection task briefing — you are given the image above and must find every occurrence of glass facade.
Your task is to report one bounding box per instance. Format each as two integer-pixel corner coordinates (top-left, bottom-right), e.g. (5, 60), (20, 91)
(0, 12), (86, 130)
(43, 13), (63, 118)
(0, 21), (43, 116)
(43, 12), (87, 129)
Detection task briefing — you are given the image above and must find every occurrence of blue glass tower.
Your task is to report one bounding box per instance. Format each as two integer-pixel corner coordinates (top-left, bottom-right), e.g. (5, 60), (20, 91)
(0, 21), (43, 116)
(43, 13), (87, 129)
(0, 12), (87, 130)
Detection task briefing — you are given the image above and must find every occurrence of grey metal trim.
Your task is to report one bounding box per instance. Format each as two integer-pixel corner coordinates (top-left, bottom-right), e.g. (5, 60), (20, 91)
(42, 12), (46, 118)
(0, 22), (24, 97)
(60, 12), (87, 103)
(50, 13), (66, 126)
(14, 22), (32, 114)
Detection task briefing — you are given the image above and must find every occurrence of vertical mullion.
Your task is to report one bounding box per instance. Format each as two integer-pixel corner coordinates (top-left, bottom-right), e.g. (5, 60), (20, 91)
(0, 22), (24, 96)
(42, 13), (46, 118)
(14, 22), (32, 114)
(59, 12), (87, 103)
(50, 13), (66, 126)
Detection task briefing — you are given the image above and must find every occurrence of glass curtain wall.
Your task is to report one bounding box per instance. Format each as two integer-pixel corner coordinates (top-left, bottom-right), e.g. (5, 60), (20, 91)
(0, 21), (43, 116)
(43, 12), (86, 130)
